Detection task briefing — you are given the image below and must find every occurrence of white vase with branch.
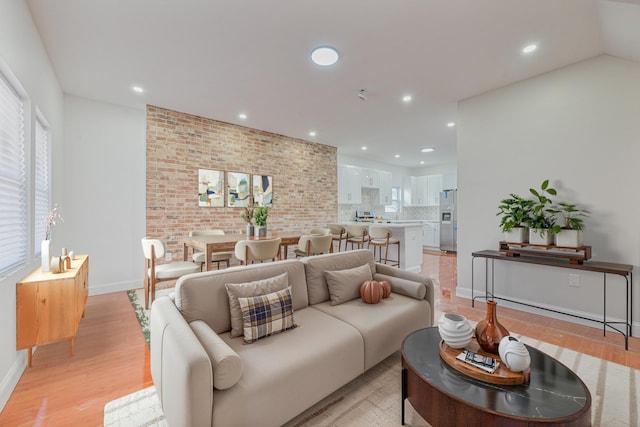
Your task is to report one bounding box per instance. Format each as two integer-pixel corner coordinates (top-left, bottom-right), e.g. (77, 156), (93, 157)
(41, 206), (63, 272)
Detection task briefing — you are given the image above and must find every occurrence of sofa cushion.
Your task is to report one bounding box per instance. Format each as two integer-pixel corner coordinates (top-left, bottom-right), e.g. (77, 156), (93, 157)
(224, 272), (289, 337)
(215, 307), (364, 427)
(373, 273), (427, 300)
(175, 260), (308, 335)
(313, 295), (431, 370)
(301, 249), (375, 305)
(238, 287), (297, 343)
(190, 320), (243, 390)
(324, 263), (373, 306)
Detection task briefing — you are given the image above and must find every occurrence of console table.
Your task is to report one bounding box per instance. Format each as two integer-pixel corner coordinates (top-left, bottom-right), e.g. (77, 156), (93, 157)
(16, 255), (89, 367)
(471, 250), (633, 350)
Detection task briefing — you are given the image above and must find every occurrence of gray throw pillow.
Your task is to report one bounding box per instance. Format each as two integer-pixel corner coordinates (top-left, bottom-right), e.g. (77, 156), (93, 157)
(225, 272), (289, 337)
(324, 263), (373, 306)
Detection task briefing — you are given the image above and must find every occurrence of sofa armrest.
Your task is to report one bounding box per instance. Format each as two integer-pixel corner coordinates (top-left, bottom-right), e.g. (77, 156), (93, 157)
(189, 320), (243, 390)
(373, 264), (435, 324)
(151, 296), (213, 427)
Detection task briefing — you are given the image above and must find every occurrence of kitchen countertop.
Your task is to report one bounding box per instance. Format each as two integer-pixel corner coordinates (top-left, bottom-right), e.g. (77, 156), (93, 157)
(341, 221), (422, 228)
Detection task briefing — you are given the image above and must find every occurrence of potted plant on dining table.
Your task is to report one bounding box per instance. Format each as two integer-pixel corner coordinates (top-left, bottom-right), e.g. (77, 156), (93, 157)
(254, 206), (269, 237)
(241, 205), (254, 236)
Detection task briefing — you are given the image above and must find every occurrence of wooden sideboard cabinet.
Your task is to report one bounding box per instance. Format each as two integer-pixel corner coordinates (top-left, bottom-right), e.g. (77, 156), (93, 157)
(16, 255), (89, 367)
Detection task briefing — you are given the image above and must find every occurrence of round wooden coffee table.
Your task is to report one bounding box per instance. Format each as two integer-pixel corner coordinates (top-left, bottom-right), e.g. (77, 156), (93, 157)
(401, 328), (591, 426)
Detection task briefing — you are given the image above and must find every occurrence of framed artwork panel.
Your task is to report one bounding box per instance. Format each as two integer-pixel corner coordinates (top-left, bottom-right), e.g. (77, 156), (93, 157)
(198, 169), (224, 207)
(252, 175), (273, 207)
(227, 171), (251, 207)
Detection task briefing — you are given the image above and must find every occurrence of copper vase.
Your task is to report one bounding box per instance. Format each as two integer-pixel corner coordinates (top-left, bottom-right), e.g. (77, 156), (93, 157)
(475, 300), (509, 354)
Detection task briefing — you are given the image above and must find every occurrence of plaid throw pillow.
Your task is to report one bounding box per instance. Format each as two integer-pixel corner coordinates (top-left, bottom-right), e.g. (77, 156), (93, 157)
(237, 287), (297, 344)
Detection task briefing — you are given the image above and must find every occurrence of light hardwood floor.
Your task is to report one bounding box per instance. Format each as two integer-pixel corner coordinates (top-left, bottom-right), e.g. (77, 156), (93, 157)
(0, 251), (637, 425)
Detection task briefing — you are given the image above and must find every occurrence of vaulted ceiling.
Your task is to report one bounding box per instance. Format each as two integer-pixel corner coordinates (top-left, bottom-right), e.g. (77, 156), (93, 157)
(26, 0), (640, 168)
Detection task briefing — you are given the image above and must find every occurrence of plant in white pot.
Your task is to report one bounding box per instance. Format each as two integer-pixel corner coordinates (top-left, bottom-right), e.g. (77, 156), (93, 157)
(254, 206), (269, 237)
(552, 202), (589, 248)
(526, 179), (558, 245)
(497, 194), (534, 243)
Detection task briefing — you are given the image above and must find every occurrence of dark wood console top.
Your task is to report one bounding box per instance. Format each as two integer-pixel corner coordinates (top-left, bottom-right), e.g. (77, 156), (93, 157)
(472, 250), (633, 276)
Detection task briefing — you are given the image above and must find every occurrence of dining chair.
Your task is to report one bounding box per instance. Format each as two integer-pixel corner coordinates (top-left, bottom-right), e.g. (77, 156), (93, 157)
(141, 238), (201, 309)
(309, 227), (331, 236)
(189, 230), (235, 270)
(234, 238), (282, 265)
(345, 224), (368, 250)
(328, 224), (346, 252)
(367, 226), (400, 267)
(294, 234), (334, 257)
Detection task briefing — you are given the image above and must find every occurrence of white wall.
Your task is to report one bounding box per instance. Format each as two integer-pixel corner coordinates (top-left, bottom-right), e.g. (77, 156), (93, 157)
(457, 55), (640, 333)
(62, 96), (146, 295)
(0, 0), (64, 412)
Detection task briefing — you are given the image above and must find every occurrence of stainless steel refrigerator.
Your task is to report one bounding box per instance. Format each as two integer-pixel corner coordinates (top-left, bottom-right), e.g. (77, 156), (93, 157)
(439, 189), (457, 252)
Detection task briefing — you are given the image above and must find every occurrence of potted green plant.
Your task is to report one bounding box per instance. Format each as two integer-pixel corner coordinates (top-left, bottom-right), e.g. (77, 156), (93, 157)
(241, 206), (254, 236)
(496, 194), (533, 243)
(552, 202), (589, 248)
(254, 206), (269, 237)
(526, 179), (558, 245)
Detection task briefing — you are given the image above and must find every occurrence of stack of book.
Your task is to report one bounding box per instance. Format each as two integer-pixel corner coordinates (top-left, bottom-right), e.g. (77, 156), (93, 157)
(456, 349), (500, 374)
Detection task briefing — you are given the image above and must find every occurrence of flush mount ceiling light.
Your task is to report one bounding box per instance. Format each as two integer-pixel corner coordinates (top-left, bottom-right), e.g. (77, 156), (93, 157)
(308, 131), (317, 137)
(394, 154), (400, 158)
(132, 85), (144, 93)
(522, 44), (537, 54)
(421, 147), (435, 153)
(361, 146), (367, 150)
(447, 122), (455, 127)
(238, 113), (247, 120)
(402, 95), (412, 102)
(311, 46), (339, 66)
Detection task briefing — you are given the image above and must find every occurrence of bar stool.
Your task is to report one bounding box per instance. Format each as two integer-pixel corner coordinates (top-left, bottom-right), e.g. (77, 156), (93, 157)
(345, 224), (368, 250)
(328, 224), (346, 252)
(368, 226), (400, 267)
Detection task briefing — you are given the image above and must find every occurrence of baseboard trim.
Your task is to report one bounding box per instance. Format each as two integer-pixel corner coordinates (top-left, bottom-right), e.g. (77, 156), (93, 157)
(456, 287), (639, 337)
(89, 279), (141, 296)
(0, 350), (27, 413)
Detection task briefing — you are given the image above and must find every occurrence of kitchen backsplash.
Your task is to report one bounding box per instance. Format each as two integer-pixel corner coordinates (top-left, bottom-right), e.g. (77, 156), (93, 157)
(338, 188), (439, 222)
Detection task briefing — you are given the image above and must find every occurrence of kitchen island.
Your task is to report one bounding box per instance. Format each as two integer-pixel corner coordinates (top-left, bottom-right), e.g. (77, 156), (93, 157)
(341, 222), (423, 273)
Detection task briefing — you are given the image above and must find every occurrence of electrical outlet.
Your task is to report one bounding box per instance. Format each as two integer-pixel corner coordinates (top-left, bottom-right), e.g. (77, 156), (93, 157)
(165, 252), (172, 262)
(569, 274), (580, 287)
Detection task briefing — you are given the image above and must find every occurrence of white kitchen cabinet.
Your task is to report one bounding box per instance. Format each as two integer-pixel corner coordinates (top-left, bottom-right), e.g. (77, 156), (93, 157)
(379, 171), (392, 205)
(338, 165), (362, 204)
(410, 176), (429, 206)
(361, 169), (380, 188)
(427, 174), (443, 206)
(402, 226), (423, 272)
(422, 222), (440, 249)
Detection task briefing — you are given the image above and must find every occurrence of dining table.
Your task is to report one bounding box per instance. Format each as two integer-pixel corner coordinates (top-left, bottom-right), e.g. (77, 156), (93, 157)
(183, 232), (302, 271)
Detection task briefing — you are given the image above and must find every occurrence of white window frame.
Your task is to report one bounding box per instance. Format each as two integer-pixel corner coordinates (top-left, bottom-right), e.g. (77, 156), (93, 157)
(0, 59), (29, 277)
(33, 108), (51, 253)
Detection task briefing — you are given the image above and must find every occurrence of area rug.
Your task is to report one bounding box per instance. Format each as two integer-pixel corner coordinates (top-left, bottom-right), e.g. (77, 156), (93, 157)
(104, 333), (639, 426)
(127, 287), (173, 346)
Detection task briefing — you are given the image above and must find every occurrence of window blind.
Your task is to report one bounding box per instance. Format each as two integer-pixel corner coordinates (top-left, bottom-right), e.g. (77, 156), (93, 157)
(0, 71), (27, 276)
(34, 111), (49, 251)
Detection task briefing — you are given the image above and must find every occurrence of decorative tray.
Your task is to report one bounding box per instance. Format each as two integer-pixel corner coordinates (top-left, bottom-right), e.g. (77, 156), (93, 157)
(439, 339), (530, 385)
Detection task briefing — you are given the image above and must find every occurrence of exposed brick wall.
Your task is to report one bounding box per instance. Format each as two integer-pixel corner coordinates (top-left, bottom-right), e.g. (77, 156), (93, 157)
(146, 105), (338, 260)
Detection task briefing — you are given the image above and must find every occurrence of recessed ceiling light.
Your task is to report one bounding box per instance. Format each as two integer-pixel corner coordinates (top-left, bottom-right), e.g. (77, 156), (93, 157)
(132, 86), (144, 93)
(238, 113), (247, 120)
(402, 95), (412, 102)
(447, 122), (455, 127)
(420, 161), (425, 165)
(311, 46), (339, 66)
(421, 147), (434, 153)
(395, 154), (400, 158)
(522, 44), (537, 54)
(361, 146), (367, 150)
(308, 131), (317, 137)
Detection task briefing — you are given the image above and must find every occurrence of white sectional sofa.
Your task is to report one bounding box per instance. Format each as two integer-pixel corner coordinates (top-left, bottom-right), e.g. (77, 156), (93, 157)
(150, 249), (434, 427)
